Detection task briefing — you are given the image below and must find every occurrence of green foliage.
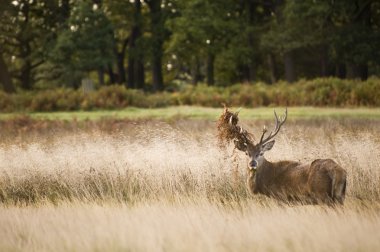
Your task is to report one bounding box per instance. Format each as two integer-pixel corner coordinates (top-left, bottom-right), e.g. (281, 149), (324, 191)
(28, 89), (82, 111)
(353, 78), (380, 106)
(262, 1), (332, 53)
(1, 78), (380, 112)
(0, 91), (14, 112)
(48, 1), (115, 87)
(1, 0), (379, 91)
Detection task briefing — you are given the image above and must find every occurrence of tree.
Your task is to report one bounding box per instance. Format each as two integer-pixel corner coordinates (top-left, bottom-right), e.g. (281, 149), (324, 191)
(49, 0), (114, 88)
(103, 0), (148, 89)
(331, 0), (379, 80)
(0, 52), (15, 93)
(261, 0), (380, 82)
(0, 0), (60, 89)
(145, 0), (165, 91)
(1, 0), (379, 91)
(167, 0), (239, 86)
(127, 0), (145, 89)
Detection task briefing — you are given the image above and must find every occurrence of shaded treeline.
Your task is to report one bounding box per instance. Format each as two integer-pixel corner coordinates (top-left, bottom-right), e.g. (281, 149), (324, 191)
(0, 0), (379, 92)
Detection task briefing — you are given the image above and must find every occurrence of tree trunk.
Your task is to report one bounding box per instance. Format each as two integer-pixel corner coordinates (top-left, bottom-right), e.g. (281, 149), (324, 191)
(147, 0), (164, 91)
(135, 60), (145, 90)
(335, 63), (346, 79)
(267, 54), (277, 84)
(107, 64), (116, 84)
(358, 3), (369, 81)
(19, 3), (33, 90)
(111, 31), (127, 85)
(116, 52), (126, 84)
(127, 13), (137, 89)
(319, 46), (328, 77)
(133, 0), (144, 90)
(127, 57), (135, 88)
(246, 0), (256, 83)
(152, 55), (163, 91)
(284, 50), (296, 83)
(346, 63), (368, 80)
(0, 54), (16, 93)
(346, 63), (356, 79)
(20, 59), (32, 90)
(127, 0), (145, 90)
(358, 64), (368, 80)
(248, 64), (256, 83)
(206, 52), (215, 86)
(151, 41), (164, 92)
(346, 1), (370, 81)
(97, 67), (105, 86)
(191, 56), (201, 85)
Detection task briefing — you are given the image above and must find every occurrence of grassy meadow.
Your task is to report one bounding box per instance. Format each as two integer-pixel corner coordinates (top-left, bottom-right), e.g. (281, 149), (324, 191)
(1, 106), (380, 121)
(0, 107), (380, 251)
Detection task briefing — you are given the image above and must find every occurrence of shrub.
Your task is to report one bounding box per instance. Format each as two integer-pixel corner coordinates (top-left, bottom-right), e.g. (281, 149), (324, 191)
(0, 91), (15, 112)
(354, 78), (380, 106)
(0, 78), (379, 112)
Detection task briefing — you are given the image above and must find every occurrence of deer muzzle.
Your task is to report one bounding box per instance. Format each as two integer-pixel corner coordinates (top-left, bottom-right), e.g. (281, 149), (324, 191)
(249, 160), (258, 170)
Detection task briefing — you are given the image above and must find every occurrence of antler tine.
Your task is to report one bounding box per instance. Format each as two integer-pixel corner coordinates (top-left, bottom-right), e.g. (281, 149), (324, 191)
(259, 125), (267, 143)
(281, 107), (288, 122)
(259, 108), (287, 145)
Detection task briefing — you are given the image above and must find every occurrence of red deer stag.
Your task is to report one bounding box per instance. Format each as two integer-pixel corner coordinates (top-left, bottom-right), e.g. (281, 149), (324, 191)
(229, 108), (347, 205)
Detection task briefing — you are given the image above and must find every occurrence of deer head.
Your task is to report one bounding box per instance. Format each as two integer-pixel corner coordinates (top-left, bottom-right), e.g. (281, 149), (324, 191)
(228, 108), (287, 171)
(247, 108), (287, 170)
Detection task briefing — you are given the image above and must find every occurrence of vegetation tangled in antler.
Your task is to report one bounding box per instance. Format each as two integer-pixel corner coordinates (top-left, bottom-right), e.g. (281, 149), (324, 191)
(217, 106), (255, 151)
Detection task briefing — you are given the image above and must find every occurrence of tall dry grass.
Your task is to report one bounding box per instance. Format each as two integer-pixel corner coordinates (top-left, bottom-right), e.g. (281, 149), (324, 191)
(1, 201), (380, 252)
(0, 118), (379, 251)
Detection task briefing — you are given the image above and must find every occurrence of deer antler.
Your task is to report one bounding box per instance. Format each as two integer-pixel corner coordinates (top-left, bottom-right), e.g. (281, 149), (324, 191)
(259, 108), (287, 145)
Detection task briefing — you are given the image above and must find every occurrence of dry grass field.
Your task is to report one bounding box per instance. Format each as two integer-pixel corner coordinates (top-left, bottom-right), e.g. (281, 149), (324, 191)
(0, 114), (379, 251)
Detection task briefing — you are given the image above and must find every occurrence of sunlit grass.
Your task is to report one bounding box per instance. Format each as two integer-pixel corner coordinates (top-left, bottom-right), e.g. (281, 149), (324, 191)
(1, 200), (379, 252)
(1, 106), (380, 121)
(0, 118), (379, 251)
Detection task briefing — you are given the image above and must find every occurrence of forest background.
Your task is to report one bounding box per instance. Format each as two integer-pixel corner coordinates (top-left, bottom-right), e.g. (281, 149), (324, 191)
(0, 0), (379, 111)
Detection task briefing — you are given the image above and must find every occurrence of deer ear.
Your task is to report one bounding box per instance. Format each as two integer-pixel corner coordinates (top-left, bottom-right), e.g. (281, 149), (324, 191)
(262, 140), (275, 152)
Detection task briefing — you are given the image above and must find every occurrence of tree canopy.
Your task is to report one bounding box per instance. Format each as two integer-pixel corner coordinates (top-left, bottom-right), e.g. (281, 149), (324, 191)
(0, 0), (379, 92)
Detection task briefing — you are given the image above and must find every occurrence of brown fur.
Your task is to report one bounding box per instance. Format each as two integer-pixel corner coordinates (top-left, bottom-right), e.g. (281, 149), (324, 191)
(247, 158), (347, 205)
(217, 107), (347, 205)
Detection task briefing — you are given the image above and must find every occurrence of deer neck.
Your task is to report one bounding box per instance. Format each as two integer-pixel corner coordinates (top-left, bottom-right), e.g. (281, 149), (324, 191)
(247, 157), (273, 195)
(254, 156), (272, 171)
(248, 157), (271, 176)
(247, 167), (257, 194)
(259, 158), (272, 170)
